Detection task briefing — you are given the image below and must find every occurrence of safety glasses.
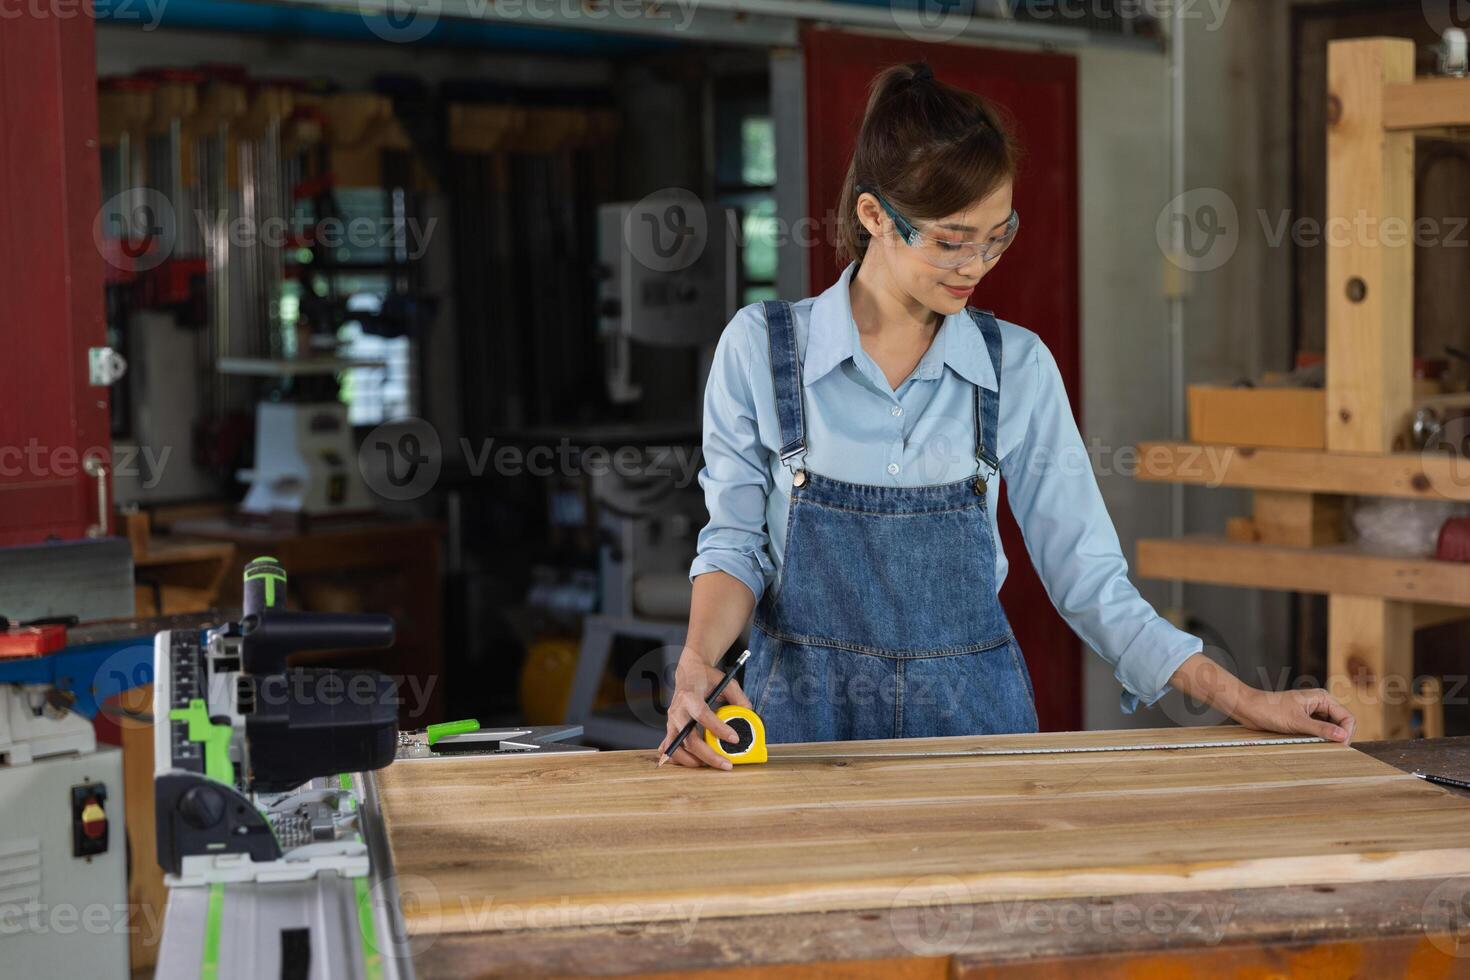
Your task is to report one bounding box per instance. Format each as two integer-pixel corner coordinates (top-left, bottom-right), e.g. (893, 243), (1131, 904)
(858, 185), (1019, 270)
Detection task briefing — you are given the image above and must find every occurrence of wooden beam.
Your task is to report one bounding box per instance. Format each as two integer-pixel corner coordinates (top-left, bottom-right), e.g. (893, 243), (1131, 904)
(1252, 491), (1344, 547)
(1414, 604), (1470, 630)
(1329, 595), (1414, 742)
(1383, 76), (1470, 131)
(1326, 39), (1415, 453)
(1135, 442), (1470, 502)
(1136, 536), (1470, 606)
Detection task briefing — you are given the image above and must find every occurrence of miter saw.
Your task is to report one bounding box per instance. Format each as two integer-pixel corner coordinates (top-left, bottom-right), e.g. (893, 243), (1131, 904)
(152, 556), (398, 886)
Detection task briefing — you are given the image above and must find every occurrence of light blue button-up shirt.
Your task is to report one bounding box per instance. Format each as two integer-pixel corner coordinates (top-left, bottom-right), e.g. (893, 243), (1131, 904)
(689, 263), (1202, 712)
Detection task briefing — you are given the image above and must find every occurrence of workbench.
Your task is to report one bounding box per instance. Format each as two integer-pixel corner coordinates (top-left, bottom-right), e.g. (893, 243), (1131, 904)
(373, 729), (1470, 979)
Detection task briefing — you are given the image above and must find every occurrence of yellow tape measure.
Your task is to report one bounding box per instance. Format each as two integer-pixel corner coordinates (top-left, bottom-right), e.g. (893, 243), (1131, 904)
(704, 705), (768, 765)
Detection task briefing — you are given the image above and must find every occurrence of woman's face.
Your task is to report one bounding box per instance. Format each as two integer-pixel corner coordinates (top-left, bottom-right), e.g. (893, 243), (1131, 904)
(858, 180), (1015, 318)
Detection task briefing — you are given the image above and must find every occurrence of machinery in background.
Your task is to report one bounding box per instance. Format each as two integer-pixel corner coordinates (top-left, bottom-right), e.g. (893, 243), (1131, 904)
(595, 197), (735, 406)
(221, 360), (380, 518)
(152, 557), (397, 885)
(99, 68), (436, 513)
(0, 538), (175, 980)
(0, 644), (129, 980)
(562, 202), (740, 747)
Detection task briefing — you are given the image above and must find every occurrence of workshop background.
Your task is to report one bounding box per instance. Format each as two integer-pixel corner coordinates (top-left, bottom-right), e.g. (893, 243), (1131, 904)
(4, 0), (1470, 974)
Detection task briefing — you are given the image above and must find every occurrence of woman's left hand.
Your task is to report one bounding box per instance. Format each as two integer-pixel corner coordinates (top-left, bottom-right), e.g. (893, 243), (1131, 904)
(1232, 687), (1356, 744)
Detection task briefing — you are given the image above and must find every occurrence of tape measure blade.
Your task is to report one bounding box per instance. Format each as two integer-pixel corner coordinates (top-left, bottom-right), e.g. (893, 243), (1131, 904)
(771, 736), (1326, 762)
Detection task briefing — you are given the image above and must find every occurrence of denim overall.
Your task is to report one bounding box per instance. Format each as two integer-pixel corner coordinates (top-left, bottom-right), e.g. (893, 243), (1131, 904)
(744, 300), (1039, 743)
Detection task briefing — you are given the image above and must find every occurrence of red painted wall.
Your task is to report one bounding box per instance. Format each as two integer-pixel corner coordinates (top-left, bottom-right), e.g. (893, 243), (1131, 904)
(0, 4), (111, 545)
(803, 28), (1083, 730)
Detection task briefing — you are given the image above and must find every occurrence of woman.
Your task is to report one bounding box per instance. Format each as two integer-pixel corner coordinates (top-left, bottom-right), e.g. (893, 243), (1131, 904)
(659, 62), (1355, 769)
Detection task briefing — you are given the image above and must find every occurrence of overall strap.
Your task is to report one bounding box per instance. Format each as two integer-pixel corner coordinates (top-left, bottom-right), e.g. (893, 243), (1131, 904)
(762, 300), (807, 464)
(966, 308), (1004, 475)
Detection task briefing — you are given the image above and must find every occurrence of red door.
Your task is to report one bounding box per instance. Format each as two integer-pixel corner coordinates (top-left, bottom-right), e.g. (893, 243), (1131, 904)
(0, 6), (111, 545)
(804, 28), (1082, 730)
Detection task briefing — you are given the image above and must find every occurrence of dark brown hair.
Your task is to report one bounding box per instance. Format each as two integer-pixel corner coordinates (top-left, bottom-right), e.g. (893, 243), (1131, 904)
(836, 62), (1021, 266)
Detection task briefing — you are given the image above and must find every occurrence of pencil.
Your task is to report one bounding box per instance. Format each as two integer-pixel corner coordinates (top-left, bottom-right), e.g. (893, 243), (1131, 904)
(1413, 771), (1470, 792)
(657, 649), (751, 767)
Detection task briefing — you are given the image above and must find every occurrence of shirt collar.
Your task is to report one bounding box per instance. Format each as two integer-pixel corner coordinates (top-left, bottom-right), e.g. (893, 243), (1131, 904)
(803, 262), (998, 392)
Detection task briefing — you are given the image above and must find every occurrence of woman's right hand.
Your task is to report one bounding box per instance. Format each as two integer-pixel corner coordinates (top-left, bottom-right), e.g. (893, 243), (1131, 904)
(657, 648), (753, 770)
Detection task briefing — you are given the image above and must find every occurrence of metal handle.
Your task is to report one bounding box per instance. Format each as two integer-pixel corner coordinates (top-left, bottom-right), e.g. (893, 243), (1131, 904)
(82, 455), (109, 538)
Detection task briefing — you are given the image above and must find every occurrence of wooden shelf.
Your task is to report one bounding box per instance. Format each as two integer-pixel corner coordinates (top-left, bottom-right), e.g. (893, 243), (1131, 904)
(1137, 535), (1470, 606)
(1135, 442), (1470, 501)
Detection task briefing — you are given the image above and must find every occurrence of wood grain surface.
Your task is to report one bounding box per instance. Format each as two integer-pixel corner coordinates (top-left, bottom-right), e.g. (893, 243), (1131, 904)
(376, 726), (1470, 937)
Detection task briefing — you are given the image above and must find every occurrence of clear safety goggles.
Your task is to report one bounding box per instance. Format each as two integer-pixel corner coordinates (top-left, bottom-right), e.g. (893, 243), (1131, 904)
(860, 185), (1020, 270)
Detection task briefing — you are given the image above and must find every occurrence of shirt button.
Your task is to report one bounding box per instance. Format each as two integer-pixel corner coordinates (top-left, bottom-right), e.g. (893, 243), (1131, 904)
(891, 406), (903, 417)
(887, 463), (900, 476)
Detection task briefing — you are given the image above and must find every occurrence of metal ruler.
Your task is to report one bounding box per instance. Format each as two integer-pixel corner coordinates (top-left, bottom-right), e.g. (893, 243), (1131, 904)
(771, 736), (1327, 762)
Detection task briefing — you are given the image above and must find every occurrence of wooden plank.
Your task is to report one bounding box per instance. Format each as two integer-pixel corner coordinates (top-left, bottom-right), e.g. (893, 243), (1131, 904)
(1134, 442), (1470, 501)
(1186, 385), (1324, 450)
(1383, 76), (1470, 131)
(376, 727), (1470, 940)
(1252, 491), (1344, 547)
(1329, 595), (1414, 741)
(1326, 39), (1415, 452)
(1137, 535), (1470, 605)
(389, 739), (1470, 977)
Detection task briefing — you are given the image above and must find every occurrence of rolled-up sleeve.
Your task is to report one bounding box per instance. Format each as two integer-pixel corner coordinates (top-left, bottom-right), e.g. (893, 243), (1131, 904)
(689, 317), (776, 603)
(1002, 339), (1202, 713)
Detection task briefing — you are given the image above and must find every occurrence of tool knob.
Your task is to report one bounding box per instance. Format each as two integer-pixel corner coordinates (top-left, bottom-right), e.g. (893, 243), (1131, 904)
(178, 785), (226, 829)
(243, 556), (286, 617)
